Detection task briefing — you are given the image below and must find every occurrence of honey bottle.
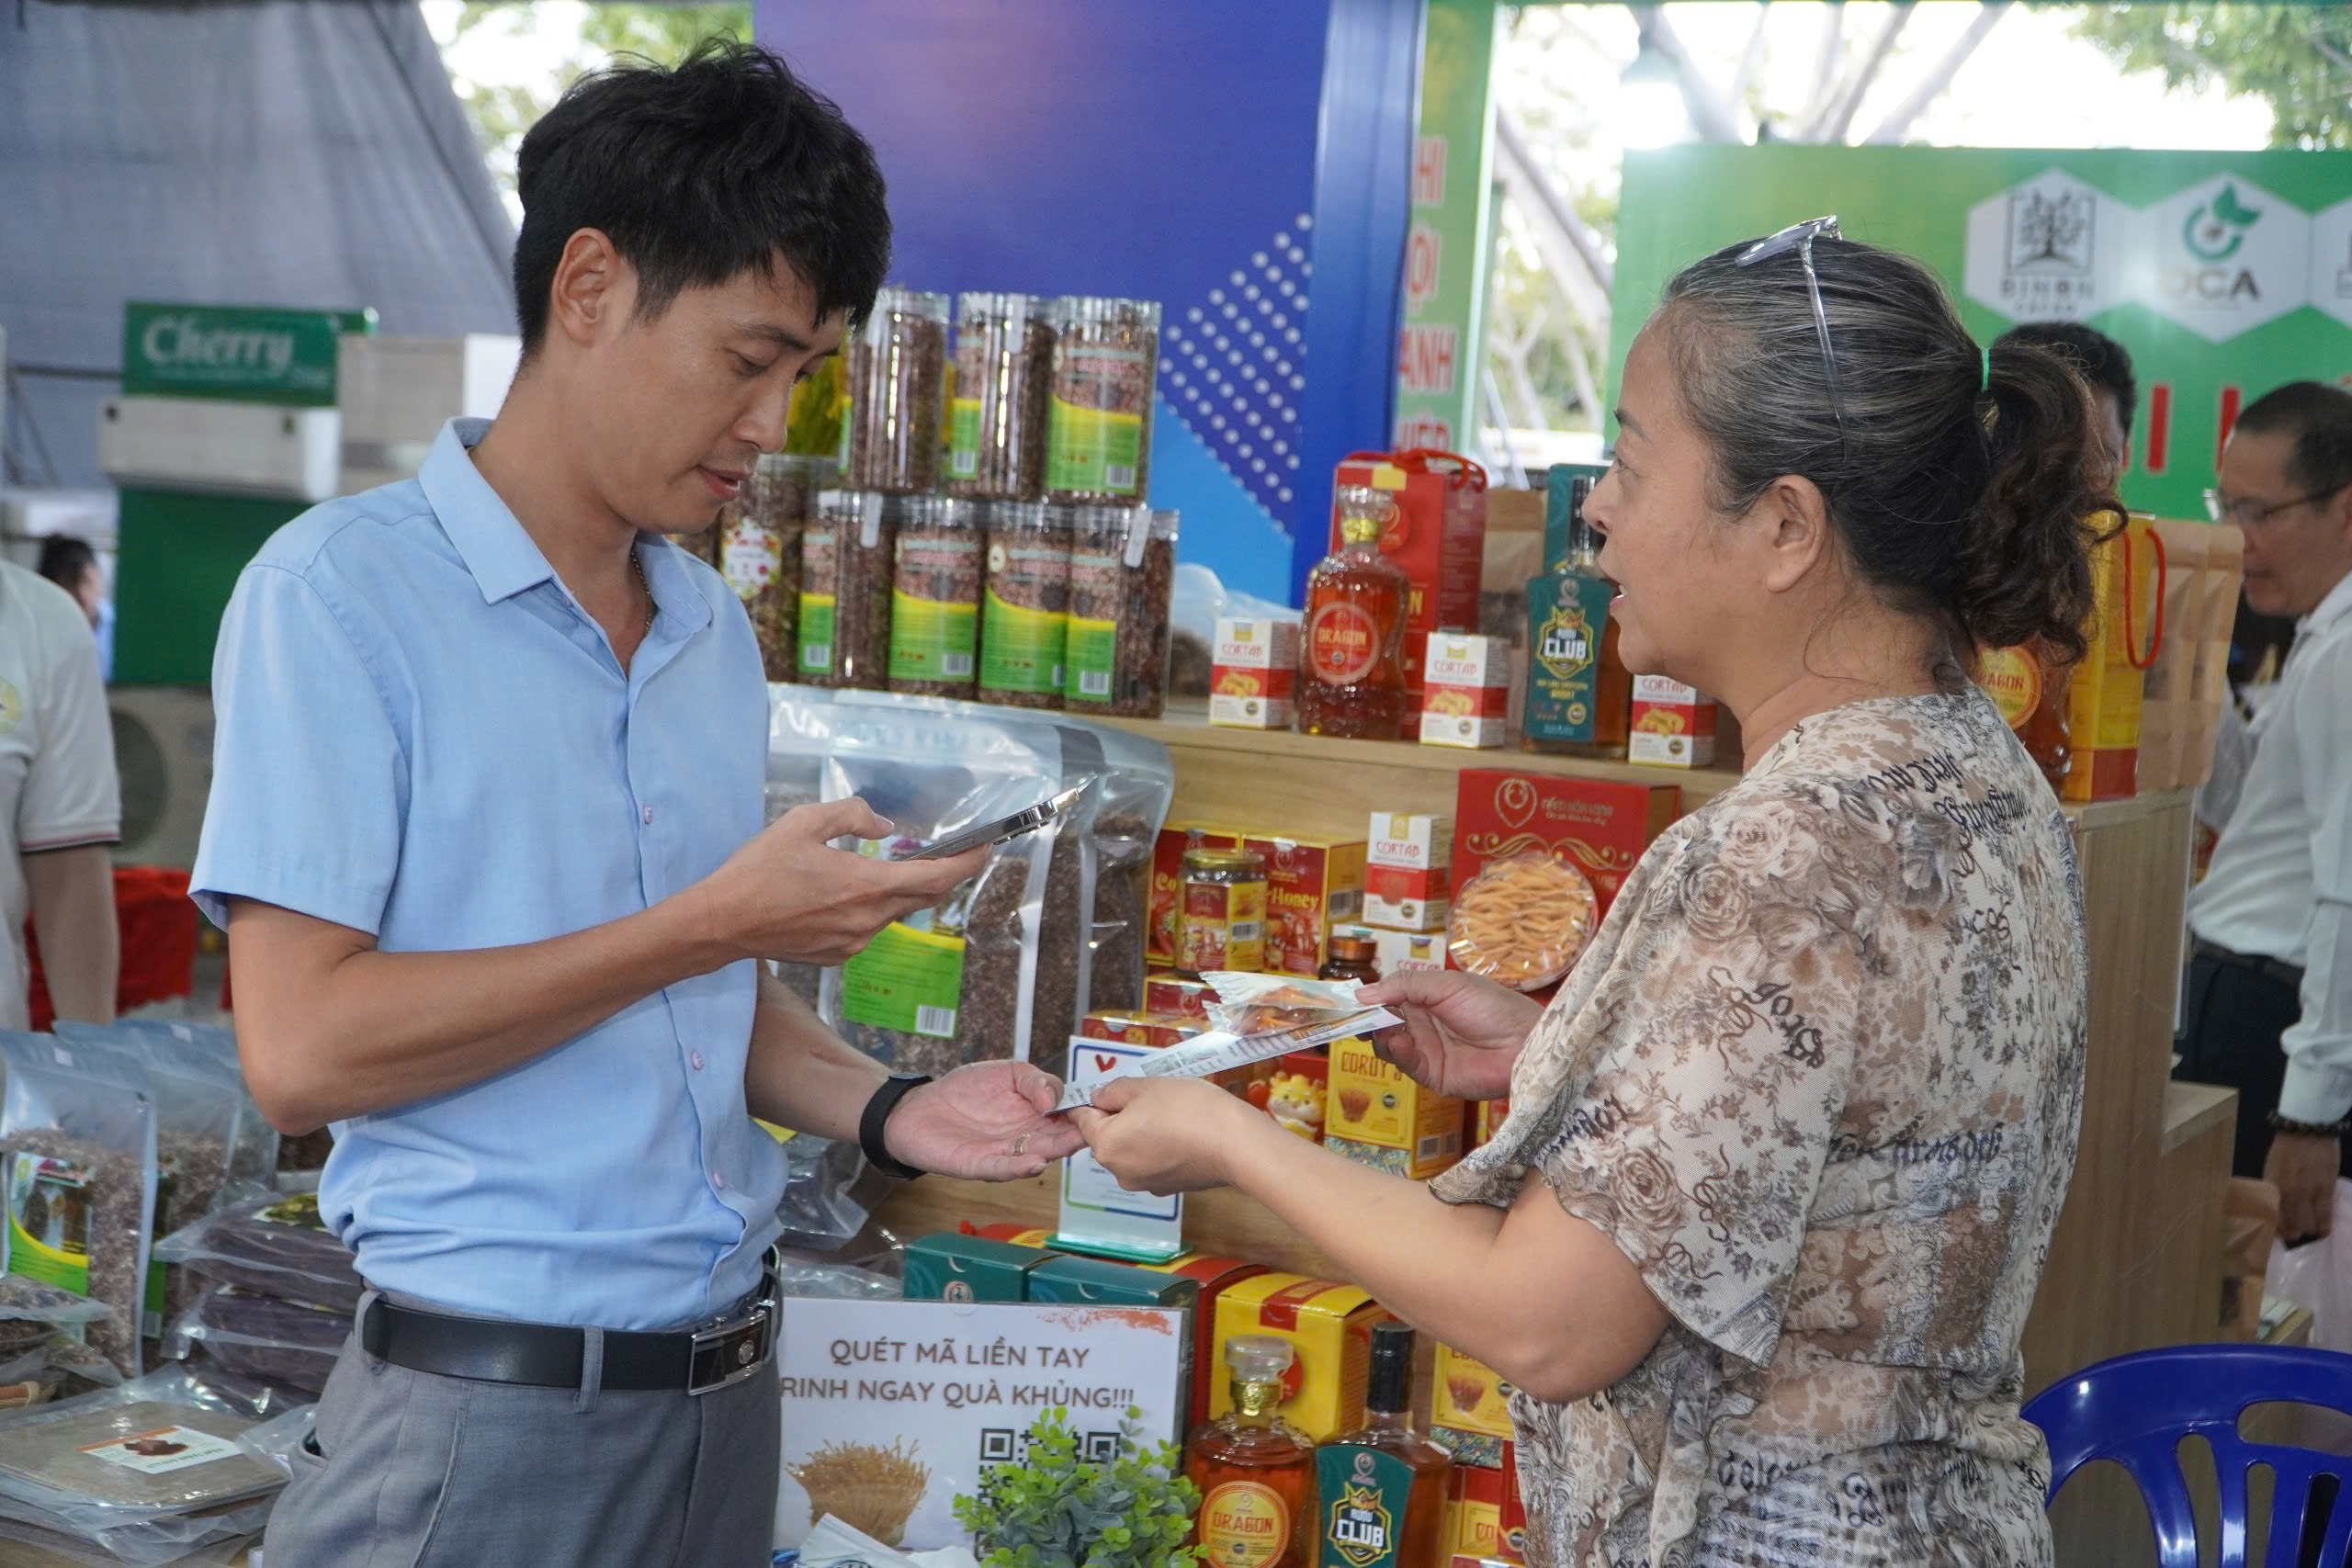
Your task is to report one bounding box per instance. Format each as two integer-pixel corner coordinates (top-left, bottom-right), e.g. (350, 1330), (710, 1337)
(1300, 487), (1412, 739)
(1186, 1336), (1316, 1568)
(1315, 1322), (1452, 1568)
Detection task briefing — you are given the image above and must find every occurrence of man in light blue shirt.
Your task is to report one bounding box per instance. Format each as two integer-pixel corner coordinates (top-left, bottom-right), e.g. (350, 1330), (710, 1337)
(192, 43), (1080, 1568)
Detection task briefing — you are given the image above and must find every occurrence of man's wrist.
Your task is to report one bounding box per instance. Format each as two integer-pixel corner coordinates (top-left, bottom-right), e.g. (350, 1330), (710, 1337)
(2269, 1109), (2351, 1139)
(859, 1074), (931, 1179)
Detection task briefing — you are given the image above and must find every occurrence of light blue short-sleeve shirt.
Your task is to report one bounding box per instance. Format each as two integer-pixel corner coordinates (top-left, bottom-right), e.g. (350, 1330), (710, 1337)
(192, 418), (783, 1331)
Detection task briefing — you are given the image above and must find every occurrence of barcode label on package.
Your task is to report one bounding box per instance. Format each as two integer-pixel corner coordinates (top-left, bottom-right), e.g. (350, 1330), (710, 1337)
(1105, 465), (1137, 491)
(1227, 921), (1261, 942)
(916, 1005), (958, 1038)
(944, 653), (974, 678)
(1080, 671), (1112, 697)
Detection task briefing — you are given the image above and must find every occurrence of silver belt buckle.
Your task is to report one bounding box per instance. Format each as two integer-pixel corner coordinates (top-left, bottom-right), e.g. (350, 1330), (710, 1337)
(688, 1301), (775, 1396)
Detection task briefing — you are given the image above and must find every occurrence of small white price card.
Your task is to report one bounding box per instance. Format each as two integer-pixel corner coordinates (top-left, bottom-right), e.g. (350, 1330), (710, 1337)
(1057, 1037), (1185, 1261)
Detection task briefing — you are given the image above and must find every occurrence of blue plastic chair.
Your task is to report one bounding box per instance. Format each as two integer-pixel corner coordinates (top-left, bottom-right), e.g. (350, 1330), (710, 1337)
(2024, 1345), (2352, 1568)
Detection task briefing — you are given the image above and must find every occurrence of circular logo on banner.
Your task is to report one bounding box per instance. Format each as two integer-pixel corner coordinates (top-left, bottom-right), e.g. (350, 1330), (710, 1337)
(1306, 602), (1379, 685)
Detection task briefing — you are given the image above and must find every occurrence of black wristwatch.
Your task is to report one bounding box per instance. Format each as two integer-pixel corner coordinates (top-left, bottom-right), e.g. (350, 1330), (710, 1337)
(859, 1073), (932, 1180)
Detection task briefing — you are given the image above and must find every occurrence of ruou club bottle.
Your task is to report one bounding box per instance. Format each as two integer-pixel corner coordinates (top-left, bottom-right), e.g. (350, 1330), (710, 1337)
(1185, 1335), (1315, 1568)
(1314, 1322), (1451, 1568)
(1523, 465), (1631, 756)
(1300, 486), (1412, 739)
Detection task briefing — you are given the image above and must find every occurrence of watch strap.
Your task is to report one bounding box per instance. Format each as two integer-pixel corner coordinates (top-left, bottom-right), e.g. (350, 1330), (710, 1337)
(859, 1073), (933, 1180)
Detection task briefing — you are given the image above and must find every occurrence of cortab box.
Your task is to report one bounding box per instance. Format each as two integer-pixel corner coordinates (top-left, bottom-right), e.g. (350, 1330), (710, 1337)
(1245, 835), (1369, 977)
(1342, 923), (1447, 978)
(1149, 826), (1242, 968)
(1363, 864), (1448, 932)
(1453, 771), (1680, 920)
(1420, 634), (1513, 750)
(1212, 1274), (1392, 1441)
(1628, 676), (1719, 769)
(904, 1233), (1052, 1303)
(1137, 1254), (1270, 1431)
(1028, 1256), (1202, 1315)
(1211, 616), (1300, 728)
(1326, 1035), (1464, 1179)
(1432, 1342), (1512, 1468)
(1333, 450), (1487, 705)
(1144, 970), (1216, 1024)
(1368, 812), (1452, 873)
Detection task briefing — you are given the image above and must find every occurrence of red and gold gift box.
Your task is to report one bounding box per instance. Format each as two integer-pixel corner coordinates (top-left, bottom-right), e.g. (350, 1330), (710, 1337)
(1453, 770), (1680, 920)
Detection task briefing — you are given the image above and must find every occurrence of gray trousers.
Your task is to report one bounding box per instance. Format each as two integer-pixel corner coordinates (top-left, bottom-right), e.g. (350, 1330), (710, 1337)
(263, 1299), (778, 1568)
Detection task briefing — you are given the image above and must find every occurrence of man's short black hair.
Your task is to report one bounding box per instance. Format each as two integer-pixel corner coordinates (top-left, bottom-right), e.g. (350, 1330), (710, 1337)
(511, 40), (890, 355)
(2235, 381), (2352, 500)
(1995, 321), (2138, 435)
(35, 535), (96, 593)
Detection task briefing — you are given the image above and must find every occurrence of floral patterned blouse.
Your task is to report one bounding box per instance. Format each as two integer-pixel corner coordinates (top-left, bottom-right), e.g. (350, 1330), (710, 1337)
(1430, 690), (2087, 1568)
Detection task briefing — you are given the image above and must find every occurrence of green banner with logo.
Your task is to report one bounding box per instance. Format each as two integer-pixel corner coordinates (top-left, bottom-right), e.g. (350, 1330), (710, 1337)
(121, 301), (376, 406)
(1612, 146), (2352, 520)
(1391, 0), (1500, 454)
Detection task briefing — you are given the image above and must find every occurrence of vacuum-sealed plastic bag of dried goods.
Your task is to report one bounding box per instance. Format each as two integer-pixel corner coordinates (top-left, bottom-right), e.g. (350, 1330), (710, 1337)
(0, 1037), (157, 1379)
(55, 1025), (276, 1191)
(0, 1276), (119, 1369)
(164, 1286), (349, 1397)
(1063, 504), (1178, 717)
(150, 1189), (360, 1316)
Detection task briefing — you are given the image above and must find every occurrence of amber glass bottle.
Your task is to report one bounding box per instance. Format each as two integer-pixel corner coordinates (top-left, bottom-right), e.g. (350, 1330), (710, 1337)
(1300, 488), (1411, 739)
(1975, 637), (2072, 790)
(1315, 1323), (1451, 1568)
(1318, 932), (1381, 985)
(1187, 1336), (1316, 1568)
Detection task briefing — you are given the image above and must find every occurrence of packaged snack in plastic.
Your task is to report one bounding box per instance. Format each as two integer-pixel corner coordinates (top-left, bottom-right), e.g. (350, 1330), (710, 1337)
(1198, 972), (1383, 1037)
(164, 1286), (348, 1397)
(766, 687), (1174, 1083)
(1446, 853), (1600, 991)
(0, 1037), (158, 1377)
(150, 1189), (360, 1316)
(56, 1024), (277, 1194)
(0, 1367), (288, 1564)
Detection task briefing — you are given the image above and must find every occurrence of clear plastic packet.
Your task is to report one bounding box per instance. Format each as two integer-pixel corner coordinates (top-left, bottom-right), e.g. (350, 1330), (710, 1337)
(1055, 1002), (1401, 1111)
(774, 1134), (884, 1255)
(150, 1187), (360, 1316)
(229, 1402), (312, 1484)
(0, 1367), (289, 1560)
(1446, 853), (1599, 991)
(0, 1036), (159, 1377)
(771, 1247), (901, 1303)
(164, 1287), (348, 1397)
(0, 1512), (253, 1568)
(1199, 972), (1381, 1037)
(55, 1023), (277, 1192)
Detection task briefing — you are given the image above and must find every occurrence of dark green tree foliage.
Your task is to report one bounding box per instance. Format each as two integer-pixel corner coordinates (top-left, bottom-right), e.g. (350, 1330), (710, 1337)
(2075, 4), (2352, 150)
(953, 1407), (1203, 1568)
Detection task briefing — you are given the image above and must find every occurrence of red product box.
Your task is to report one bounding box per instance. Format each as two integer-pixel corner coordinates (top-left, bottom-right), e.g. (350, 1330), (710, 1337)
(1365, 863), (1447, 905)
(1453, 771), (1681, 919)
(1332, 450), (1487, 705)
(1148, 824), (1243, 968)
(1242, 835), (1369, 977)
(1144, 970), (1216, 1024)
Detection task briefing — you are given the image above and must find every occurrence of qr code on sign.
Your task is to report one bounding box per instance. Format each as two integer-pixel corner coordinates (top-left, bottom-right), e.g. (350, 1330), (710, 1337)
(976, 1429), (1126, 1466)
(1081, 1431), (1122, 1462)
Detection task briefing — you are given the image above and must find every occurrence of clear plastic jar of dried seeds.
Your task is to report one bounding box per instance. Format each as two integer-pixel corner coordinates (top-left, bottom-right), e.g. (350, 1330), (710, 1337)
(1045, 297), (1161, 503)
(888, 495), (984, 698)
(842, 287), (950, 494)
(948, 292), (1054, 502)
(718, 453), (831, 682)
(978, 501), (1072, 709)
(798, 489), (895, 690)
(1063, 505), (1179, 717)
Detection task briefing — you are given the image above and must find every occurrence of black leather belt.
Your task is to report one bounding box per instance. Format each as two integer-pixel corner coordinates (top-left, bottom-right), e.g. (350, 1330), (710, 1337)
(357, 1259), (776, 1395)
(2194, 936), (2307, 991)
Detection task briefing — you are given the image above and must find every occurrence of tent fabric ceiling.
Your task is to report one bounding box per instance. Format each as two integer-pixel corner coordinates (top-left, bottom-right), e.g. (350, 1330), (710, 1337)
(2, 0), (516, 489)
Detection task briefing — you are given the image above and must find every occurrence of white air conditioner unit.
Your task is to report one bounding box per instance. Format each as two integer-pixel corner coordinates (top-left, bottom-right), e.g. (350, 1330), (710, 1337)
(97, 397), (341, 502)
(338, 334), (519, 491)
(107, 686), (213, 871)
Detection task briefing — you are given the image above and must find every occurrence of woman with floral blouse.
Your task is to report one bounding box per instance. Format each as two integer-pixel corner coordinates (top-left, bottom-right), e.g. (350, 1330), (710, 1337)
(1076, 226), (2119, 1566)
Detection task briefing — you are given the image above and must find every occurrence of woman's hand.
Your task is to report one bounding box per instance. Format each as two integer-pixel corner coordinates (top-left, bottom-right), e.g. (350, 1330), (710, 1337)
(1357, 970), (1543, 1103)
(1068, 1077), (1264, 1195)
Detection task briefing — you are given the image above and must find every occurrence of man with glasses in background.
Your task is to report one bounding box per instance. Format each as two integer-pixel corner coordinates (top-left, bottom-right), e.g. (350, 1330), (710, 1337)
(2177, 380), (2352, 1245)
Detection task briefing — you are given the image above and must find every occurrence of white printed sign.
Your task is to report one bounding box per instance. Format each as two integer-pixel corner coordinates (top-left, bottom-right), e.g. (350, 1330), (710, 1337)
(775, 1299), (1189, 1553)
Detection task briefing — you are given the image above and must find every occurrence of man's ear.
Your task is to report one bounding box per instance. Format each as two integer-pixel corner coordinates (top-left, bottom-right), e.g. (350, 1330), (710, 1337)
(547, 228), (631, 350)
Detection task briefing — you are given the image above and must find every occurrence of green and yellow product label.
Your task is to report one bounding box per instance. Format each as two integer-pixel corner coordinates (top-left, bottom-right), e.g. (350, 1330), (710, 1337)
(8, 1151), (93, 1295)
(1318, 1446), (1413, 1568)
(798, 592), (837, 675)
(1064, 613), (1120, 703)
(980, 590), (1069, 694)
(889, 590), (979, 682)
(841, 921), (968, 1039)
(948, 397), (983, 480)
(1046, 401), (1145, 496)
(1523, 570), (1612, 743)
(260, 1190), (328, 1231)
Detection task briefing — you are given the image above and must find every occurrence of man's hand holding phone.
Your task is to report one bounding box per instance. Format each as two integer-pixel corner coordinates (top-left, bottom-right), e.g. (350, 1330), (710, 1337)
(695, 798), (988, 967)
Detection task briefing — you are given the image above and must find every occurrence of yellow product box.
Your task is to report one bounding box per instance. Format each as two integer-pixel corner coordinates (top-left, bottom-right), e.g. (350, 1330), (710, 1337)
(1210, 1273), (1391, 1441)
(1447, 1465), (1508, 1562)
(1326, 1035), (1464, 1179)
(1432, 1342), (1512, 1467)
(2063, 511), (2159, 803)
(1241, 833), (1368, 977)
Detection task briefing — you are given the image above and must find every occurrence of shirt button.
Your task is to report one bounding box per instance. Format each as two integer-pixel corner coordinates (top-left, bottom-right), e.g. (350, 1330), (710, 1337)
(690, 1052), (706, 1071)
(712, 1170), (727, 1191)
(641, 805), (655, 825)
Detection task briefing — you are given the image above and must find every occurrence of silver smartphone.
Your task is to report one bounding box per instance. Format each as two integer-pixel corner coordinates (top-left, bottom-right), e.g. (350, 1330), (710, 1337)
(902, 783), (1090, 860)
